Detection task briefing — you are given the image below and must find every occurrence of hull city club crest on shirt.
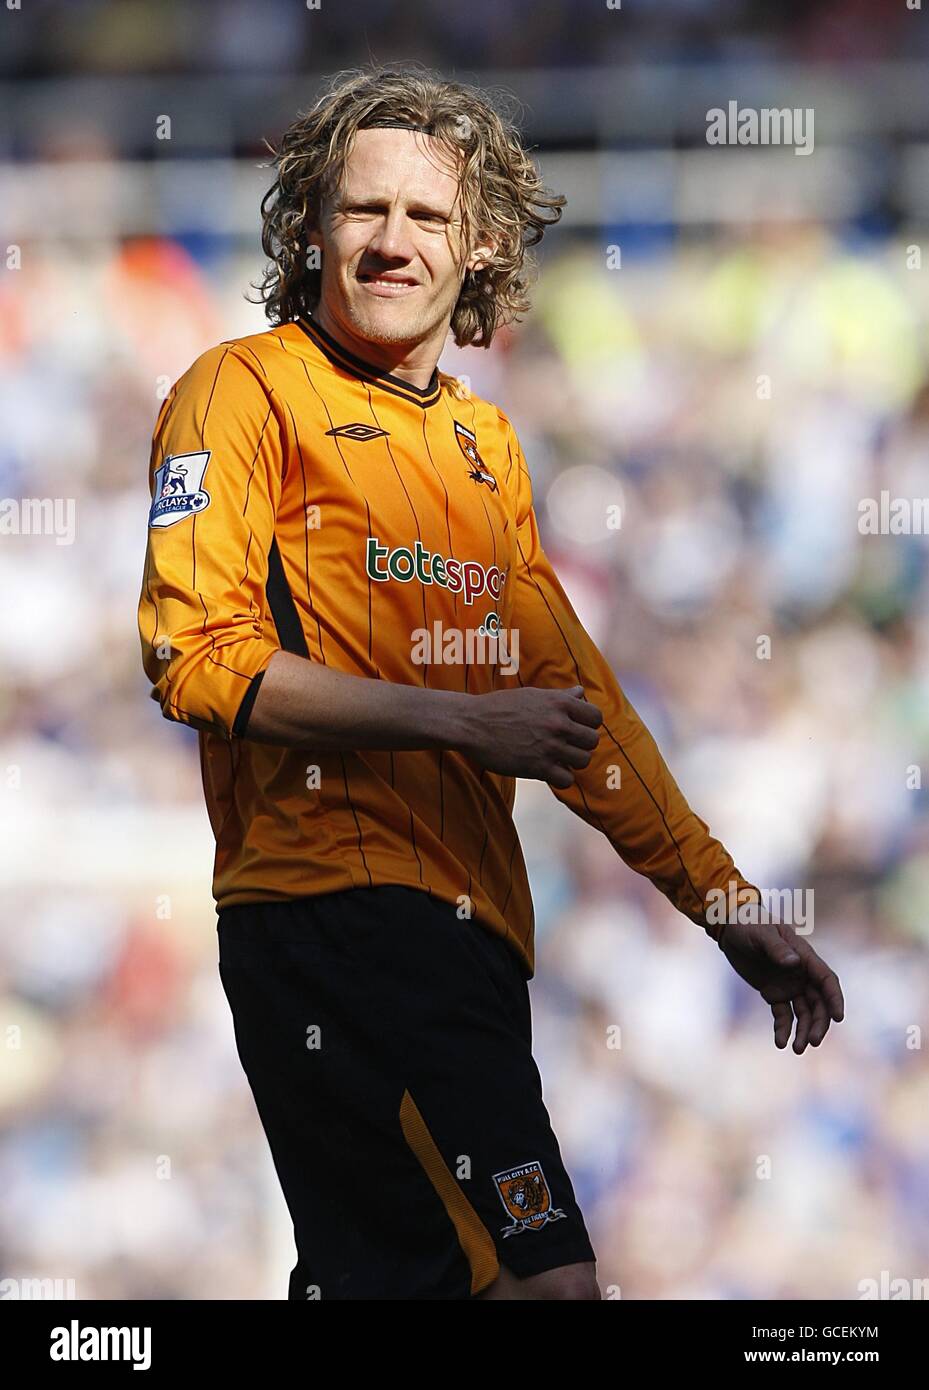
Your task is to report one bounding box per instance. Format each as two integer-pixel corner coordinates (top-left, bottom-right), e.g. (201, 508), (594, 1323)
(149, 450), (212, 528)
(455, 420), (498, 491)
(493, 1161), (567, 1236)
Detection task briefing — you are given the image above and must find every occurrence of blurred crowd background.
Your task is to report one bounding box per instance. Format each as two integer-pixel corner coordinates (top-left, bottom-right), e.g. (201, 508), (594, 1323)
(2, 0), (929, 1300)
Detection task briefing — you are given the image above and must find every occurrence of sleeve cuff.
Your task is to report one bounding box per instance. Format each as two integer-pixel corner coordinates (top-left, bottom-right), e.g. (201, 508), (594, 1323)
(231, 668), (267, 738)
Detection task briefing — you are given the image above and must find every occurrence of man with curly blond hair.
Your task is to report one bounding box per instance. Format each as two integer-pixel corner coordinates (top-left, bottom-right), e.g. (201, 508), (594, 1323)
(138, 63), (843, 1301)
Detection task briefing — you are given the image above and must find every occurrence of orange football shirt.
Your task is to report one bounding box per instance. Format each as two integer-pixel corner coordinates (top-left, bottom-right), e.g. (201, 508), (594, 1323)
(138, 313), (759, 975)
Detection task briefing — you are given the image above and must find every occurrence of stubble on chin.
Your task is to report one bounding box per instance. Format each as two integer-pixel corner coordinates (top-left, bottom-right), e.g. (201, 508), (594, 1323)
(344, 292), (442, 348)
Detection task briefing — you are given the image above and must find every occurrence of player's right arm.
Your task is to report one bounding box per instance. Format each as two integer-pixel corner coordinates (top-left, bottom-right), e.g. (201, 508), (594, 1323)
(247, 649), (599, 776)
(138, 343), (284, 739)
(138, 343), (595, 780)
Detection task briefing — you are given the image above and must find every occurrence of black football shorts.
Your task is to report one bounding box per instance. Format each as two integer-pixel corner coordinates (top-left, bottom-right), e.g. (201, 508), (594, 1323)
(216, 883), (596, 1299)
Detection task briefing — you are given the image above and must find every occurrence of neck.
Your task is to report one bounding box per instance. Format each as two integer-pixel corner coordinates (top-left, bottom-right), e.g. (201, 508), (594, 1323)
(310, 301), (444, 391)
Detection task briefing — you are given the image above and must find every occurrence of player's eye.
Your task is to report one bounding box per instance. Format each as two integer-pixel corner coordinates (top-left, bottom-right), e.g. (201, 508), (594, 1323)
(411, 211), (448, 228)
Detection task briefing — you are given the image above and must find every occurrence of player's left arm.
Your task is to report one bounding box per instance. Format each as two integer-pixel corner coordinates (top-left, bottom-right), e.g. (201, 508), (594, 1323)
(504, 418), (843, 1050)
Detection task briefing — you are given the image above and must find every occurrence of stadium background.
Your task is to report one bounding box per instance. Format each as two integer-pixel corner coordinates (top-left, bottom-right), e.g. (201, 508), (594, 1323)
(2, 0), (929, 1300)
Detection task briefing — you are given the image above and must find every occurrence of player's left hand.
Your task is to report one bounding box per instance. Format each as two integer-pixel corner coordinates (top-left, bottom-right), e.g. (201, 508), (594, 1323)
(716, 918), (844, 1053)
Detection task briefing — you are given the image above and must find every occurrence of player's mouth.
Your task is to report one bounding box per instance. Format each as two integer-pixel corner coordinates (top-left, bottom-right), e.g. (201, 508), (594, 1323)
(357, 272), (420, 298)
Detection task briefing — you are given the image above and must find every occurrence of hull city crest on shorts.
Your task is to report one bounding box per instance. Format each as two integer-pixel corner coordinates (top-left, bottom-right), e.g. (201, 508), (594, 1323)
(149, 450), (212, 528)
(455, 421), (498, 491)
(493, 1161), (567, 1237)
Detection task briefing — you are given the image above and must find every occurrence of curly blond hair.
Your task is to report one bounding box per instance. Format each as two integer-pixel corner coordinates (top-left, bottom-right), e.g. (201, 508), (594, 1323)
(252, 62), (566, 348)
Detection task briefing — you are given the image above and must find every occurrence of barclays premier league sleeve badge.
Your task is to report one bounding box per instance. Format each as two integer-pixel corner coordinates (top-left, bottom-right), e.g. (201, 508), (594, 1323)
(149, 450), (212, 528)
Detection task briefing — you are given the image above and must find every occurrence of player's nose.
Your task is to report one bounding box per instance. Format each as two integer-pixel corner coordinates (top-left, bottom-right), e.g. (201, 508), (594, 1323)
(367, 205), (415, 261)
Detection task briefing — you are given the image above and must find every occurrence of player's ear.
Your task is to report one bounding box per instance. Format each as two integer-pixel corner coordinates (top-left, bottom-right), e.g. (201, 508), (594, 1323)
(466, 236), (496, 275)
(305, 197), (327, 254)
(304, 221), (324, 275)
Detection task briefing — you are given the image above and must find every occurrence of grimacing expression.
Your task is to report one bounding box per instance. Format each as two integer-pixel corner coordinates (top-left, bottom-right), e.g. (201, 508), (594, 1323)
(306, 126), (492, 348)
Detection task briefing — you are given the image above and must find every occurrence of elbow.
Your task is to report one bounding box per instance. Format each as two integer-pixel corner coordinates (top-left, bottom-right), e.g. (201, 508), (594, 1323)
(139, 597), (279, 739)
(142, 637), (276, 741)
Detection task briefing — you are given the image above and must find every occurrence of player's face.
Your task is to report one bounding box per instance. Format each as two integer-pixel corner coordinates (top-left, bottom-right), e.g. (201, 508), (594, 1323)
(308, 127), (488, 354)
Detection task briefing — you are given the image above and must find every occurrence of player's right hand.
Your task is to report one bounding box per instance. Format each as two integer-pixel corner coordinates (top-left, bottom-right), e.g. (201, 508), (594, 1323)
(462, 684), (602, 788)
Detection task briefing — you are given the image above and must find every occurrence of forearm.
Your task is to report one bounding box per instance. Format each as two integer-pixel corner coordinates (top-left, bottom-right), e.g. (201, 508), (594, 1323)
(245, 649), (472, 752)
(510, 518), (759, 933)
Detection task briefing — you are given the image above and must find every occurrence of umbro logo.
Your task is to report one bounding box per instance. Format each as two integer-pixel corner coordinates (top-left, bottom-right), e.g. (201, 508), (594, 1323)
(325, 423), (390, 441)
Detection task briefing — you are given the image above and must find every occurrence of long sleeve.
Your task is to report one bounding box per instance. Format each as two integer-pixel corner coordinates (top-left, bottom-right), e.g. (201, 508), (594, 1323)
(137, 344), (284, 740)
(506, 419), (760, 940)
